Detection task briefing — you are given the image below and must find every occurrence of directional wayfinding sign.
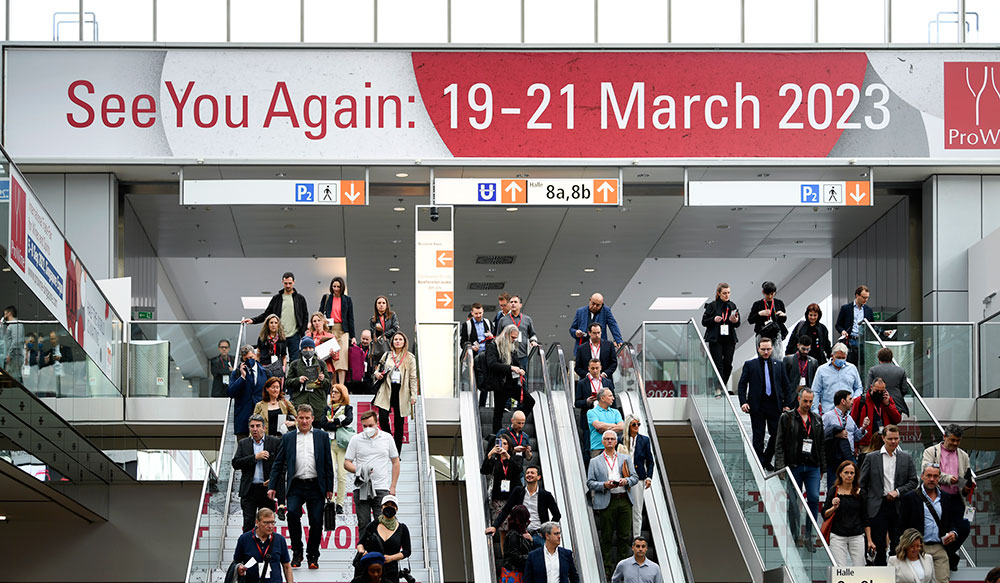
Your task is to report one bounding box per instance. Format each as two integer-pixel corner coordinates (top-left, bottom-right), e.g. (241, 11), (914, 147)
(433, 177), (621, 206)
(182, 179), (367, 205)
(828, 566), (894, 583)
(688, 180), (873, 207)
(415, 206), (454, 324)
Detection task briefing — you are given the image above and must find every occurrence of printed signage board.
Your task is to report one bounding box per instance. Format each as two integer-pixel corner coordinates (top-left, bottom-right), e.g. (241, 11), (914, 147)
(182, 179), (367, 205)
(828, 566), (894, 583)
(414, 210), (454, 324)
(688, 180), (873, 206)
(433, 178), (619, 206)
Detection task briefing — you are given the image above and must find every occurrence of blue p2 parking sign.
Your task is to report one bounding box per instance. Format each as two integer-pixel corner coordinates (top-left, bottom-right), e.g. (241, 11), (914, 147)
(295, 183), (314, 202)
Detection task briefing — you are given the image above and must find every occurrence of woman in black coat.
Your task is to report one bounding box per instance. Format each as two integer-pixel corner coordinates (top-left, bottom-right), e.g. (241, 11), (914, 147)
(481, 433), (523, 537)
(485, 324), (527, 434)
(784, 303), (833, 365)
(702, 282), (740, 392)
(355, 496), (411, 582)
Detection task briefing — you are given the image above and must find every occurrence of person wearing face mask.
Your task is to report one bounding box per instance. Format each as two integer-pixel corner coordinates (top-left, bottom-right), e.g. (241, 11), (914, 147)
(345, 411), (401, 533)
(355, 495), (411, 583)
(702, 282), (740, 389)
(851, 378), (902, 455)
(229, 345), (270, 441)
(285, 337), (332, 418)
(811, 343), (863, 416)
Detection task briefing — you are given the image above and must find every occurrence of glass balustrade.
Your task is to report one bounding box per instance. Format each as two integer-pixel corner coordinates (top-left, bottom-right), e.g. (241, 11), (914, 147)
(129, 321), (245, 398)
(979, 312), (1000, 397)
(861, 321), (974, 398)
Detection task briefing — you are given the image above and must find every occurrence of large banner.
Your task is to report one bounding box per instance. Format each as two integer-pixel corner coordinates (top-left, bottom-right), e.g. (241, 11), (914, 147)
(3, 48), (1000, 162)
(7, 170), (116, 377)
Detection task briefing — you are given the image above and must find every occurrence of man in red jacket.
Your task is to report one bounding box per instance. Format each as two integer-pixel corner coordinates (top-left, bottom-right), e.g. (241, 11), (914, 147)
(850, 378), (901, 454)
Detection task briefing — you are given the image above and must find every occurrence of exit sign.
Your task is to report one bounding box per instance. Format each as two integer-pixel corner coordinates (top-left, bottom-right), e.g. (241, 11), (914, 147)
(136, 311), (153, 320)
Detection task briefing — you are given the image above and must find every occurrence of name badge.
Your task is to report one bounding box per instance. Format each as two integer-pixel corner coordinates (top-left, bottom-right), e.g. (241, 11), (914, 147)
(720, 324), (730, 336)
(223, 376), (229, 386)
(515, 451), (523, 457)
(801, 438), (813, 455)
(964, 505), (976, 522)
(271, 355), (278, 364)
(390, 370), (401, 384)
(512, 370), (520, 379)
(765, 319), (773, 326)
(500, 479), (510, 493)
(800, 376), (807, 387)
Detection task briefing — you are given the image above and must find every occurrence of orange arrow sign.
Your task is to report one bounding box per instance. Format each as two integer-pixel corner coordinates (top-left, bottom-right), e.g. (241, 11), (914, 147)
(436, 291), (453, 308)
(436, 250), (454, 267)
(340, 180), (366, 205)
(501, 180), (527, 204)
(594, 180), (618, 204)
(845, 181), (870, 206)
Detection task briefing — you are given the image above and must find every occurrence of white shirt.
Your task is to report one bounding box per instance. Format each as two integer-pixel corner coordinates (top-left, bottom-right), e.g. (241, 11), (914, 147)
(605, 452), (626, 494)
(524, 486), (541, 532)
(252, 437), (265, 484)
(590, 342), (601, 359)
(544, 546), (560, 583)
(294, 429), (317, 480)
(909, 558), (925, 581)
(881, 445), (897, 496)
(344, 429), (399, 491)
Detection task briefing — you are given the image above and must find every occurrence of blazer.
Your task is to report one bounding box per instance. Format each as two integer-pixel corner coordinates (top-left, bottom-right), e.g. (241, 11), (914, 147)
(898, 488), (970, 568)
(209, 354), (235, 398)
(859, 448), (918, 518)
(232, 435), (281, 497)
(835, 302), (873, 339)
(250, 289), (309, 337)
(228, 361), (269, 435)
(491, 485), (562, 529)
(785, 321), (833, 364)
(573, 340), (618, 382)
(373, 350), (418, 418)
(575, 375), (614, 432)
(252, 399), (296, 434)
(888, 554), (935, 583)
(587, 452), (639, 509)
(628, 433), (655, 482)
(738, 356), (794, 413)
(368, 312), (399, 344)
(460, 317), (494, 347)
(782, 353), (819, 389)
(523, 546), (580, 583)
(702, 299), (740, 343)
(747, 298), (789, 339)
(318, 293), (356, 340)
(921, 444), (972, 492)
(867, 362), (910, 416)
(568, 306), (623, 345)
(268, 428), (335, 495)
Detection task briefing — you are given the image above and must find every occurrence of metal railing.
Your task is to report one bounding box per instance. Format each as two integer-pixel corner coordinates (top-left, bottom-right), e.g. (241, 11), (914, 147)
(412, 340), (444, 582)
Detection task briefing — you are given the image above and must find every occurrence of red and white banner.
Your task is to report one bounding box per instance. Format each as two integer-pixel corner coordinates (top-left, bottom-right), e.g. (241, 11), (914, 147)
(4, 48), (1000, 162)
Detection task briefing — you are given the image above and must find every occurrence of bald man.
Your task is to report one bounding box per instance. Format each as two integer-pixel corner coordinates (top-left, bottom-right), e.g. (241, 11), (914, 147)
(498, 410), (533, 461)
(570, 293), (623, 348)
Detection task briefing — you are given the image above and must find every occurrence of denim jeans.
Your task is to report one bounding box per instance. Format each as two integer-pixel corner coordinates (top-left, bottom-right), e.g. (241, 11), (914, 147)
(789, 464), (821, 542)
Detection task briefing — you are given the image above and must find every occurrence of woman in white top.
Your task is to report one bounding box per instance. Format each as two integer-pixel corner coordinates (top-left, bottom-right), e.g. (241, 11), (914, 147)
(888, 528), (934, 583)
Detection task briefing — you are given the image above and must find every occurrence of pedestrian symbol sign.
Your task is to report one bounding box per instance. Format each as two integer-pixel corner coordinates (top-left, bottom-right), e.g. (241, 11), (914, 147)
(317, 183), (339, 204)
(822, 184), (843, 204)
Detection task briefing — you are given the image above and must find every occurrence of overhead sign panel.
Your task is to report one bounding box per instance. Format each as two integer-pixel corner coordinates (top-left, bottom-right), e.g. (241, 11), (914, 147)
(182, 179), (367, 205)
(433, 178), (620, 206)
(415, 210), (454, 324)
(688, 180), (873, 207)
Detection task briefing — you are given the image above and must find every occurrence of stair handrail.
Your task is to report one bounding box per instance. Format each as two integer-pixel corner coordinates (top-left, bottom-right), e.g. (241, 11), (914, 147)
(216, 322), (245, 570)
(861, 319), (977, 568)
(413, 338), (445, 583)
(617, 342), (696, 583)
(686, 317), (838, 566)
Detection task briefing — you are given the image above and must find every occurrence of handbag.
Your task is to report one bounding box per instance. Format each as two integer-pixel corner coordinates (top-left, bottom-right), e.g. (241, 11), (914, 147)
(329, 405), (356, 449)
(323, 500), (337, 531)
(820, 509), (835, 543)
(759, 320), (781, 340)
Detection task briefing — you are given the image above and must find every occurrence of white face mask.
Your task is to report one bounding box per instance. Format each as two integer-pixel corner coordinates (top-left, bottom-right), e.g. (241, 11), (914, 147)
(363, 426), (377, 438)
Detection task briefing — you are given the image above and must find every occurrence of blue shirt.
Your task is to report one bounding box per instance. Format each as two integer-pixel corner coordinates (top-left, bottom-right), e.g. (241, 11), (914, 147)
(920, 486), (943, 543)
(233, 531), (290, 583)
(587, 405), (623, 450)
(812, 362), (863, 415)
(473, 320), (486, 342)
(252, 438), (265, 484)
(611, 556), (664, 583)
(852, 304), (864, 336)
(822, 408), (864, 451)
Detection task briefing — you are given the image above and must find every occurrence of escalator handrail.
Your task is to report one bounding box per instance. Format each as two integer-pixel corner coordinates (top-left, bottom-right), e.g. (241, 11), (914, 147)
(216, 322), (246, 570)
(412, 342), (443, 582)
(861, 320), (977, 568)
(616, 342), (695, 583)
(686, 317), (838, 566)
(545, 343), (607, 583)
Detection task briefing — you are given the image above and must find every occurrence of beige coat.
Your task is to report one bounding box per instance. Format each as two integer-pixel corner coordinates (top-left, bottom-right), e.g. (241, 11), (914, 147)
(252, 399), (296, 434)
(888, 554), (934, 583)
(922, 443), (972, 490)
(373, 350), (418, 417)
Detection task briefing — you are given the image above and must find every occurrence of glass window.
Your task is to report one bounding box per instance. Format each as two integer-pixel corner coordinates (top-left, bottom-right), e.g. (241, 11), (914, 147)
(597, 0), (669, 43)
(377, 0), (447, 43)
(10, 0), (81, 41)
(891, 0), (960, 43)
(231, 0), (301, 43)
(818, 0), (884, 43)
(966, 0), (1000, 43)
(157, 0), (226, 42)
(0, 5), (6, 41)
(305, 0), (375, 43)
(672, 0), (741, 43)
(83, 0), (153, 42)
(524, 0), (595, 43)
(744, 0), (813, 43)
(451, 0), (520, 43)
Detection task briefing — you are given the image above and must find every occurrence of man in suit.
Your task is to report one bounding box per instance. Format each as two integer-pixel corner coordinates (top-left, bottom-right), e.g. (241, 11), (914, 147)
(574, 323), (618, 388)
(783, 335), (819, 391)
(268, 404), (334, 569)
(859, 424), (918, 566)
(460, 302), (494, 353)
(575, 358), (615, 435)
(523, 522), (580, 583)
(232, 415), (281, 533)
(569, 293), (623, 348)
(738, 337), (793, 472)
(899, 463), (971, 581)
(486, 466), (562, 549)
(867, 347), (910, 416)
(228, 345), (270, 441)
(209, 339), (235, 398)
(835, 285), (873, 366)
(588, 429), (639, 579)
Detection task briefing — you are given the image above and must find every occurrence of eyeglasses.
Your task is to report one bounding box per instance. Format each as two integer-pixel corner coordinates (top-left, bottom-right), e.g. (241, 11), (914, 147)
(259, 520), (276, 525)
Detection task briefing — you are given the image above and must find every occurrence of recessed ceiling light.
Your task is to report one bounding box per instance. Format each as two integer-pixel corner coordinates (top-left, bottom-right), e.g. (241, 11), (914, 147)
(859, 172), (869, 177)
(388, 267), (400, 272)
(395, 172), (409, 178)
(275, 172), (286, 177)
(757, 173), (770, 178)
(705, 240), (716, 245)
(600, 240), (612, 244)
(560, 315), (568, 318)
(1, 267), (10, 272)
(496, 240), (507, 245)
(649, 296), (709, 310)
(717, 224), (730, 229)
(487, 268), (497, 272)
(505, 207), (518, 212)
(570, 293), (581, 297)
(393, 207), (405, 212)
(197, 239), (207, 244)
(0, 515), (7, 521)
(794, 240), (805, 244)
(288, 239), (297, 244)
(681, 291), (693, 295)
(636, 173), (650, 178)
(392, 239), (402, 244)
(583, 268), (596, 272)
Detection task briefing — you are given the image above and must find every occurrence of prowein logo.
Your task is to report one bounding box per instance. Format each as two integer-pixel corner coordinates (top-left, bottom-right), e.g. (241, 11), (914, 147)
(944, 62), (1000, 149)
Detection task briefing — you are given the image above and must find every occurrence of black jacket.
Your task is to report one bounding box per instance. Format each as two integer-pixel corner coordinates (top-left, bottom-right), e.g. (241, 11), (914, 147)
(774, 409), (826, 473)
(318, 293), (356, 340)
(250, 290), (309, 337)
(835, 302), (873, 339)
(491, 485), (562, 529)
(480, 452), (523, 502)
(39, 343), (74, 368)
(460, 317), (494, 347)
(898, 487), (971, 570)
(738, 356), (794, 413)
(702, 299), (740, 343)
(484, 340), (521, 398)
(210, 354), (235, 398)
(573, 340), (618, 382)
(575, 375), (614, 433)
(232, 435), (281, 498)
(747, 298), (789, 339)
(782, 353), (820, 390)
(785, 321), (833, 364)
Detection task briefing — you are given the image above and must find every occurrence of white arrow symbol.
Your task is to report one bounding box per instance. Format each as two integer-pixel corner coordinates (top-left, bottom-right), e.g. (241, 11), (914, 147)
(505, 181), (523, 195)
(596, 181), (616, 202)
(437, 252), (452, 266)
(849, 186), (866, 203)
(344, 183), (362, 202)
(437, 293), (453, 307)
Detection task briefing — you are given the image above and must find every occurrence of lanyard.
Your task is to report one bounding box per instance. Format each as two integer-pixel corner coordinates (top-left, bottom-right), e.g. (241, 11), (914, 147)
(765, 298), (775, 316)
(590, 376), (601, 395)
(509, 430), (525, 447)
(836, 409), (846, 427)
(379, 315), (386, 332)
(799, 357), (808, 376)
(512, 314), (522, 330)
(722, 306), (730, 322)
(500, 458), (509, 476)
(254, 534), (272, 560)
(604, 453), (618, 474)
(591, 343), (600, 358)
(799, 413), (812, 435)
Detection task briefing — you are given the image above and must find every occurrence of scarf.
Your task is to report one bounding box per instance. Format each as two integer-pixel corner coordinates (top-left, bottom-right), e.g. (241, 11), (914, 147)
(378, 514), (398, 530)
